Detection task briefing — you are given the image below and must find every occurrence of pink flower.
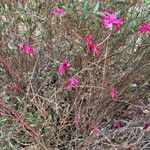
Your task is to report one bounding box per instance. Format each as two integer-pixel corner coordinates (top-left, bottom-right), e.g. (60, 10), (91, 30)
(85, 34), (93, 43)
(18, 43), (33, 54)
(51, 6), (65, 15)
(90, 44), (100, 56)
(85, 34), (101, 56)
(110, 87), (117, 100)
(58, 59), (70, 75)
(138, 23), (150, 33)
(85, 34), (93, 49)
(100, 10), (124, 30)
(18, 43), (24, 49)
(23, 44), (33, 54)
(91, 127), (100, 136)
(66, 77), (78, 89)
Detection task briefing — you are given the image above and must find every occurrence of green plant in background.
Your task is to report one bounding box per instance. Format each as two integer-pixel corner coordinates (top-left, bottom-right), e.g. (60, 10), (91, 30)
(63, 3), (73, 14)
(93, 2), (100, 14)
(144, 0), (150, 3)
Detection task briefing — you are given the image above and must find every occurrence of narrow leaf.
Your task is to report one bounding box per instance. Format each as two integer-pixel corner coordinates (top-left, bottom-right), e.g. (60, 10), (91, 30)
(93, 2), (100, 14)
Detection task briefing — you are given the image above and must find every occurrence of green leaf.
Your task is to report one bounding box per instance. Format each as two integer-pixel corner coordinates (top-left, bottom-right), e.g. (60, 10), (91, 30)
(144, 0), (150, 3)
(116, 10), (121, 15)
(114, 0), (125, 3)
(0, 68), (4, 76)
(83, 1), (88, 10)
(4, 4), (9, 12)
(81, 0), (90, 11)
(3, 95), (10, 101)
(63, 3), (73, 13)
(78, 0), (84, 2)
(93, 2), (100, 14)
(95, 11), (103, 16)
(18, 15), (26, 22)
(0, 118), (8, 126)
(26, 0), (37, 10)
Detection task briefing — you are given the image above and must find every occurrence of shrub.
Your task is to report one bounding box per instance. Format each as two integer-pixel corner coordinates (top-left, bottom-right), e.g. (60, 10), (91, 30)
(0, 0), (150, 149)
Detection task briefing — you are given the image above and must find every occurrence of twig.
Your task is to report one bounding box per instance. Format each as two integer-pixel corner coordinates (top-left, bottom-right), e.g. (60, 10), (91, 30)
(0, 97), (38, 139)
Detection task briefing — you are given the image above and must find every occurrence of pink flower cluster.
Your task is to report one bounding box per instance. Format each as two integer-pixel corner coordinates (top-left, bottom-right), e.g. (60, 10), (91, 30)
(51, 6), (65, 15)
(85, 34), (101, 56)
(51, 6), (150, 35)
(18, 43), (33, 54)
(138, 23), (150, 33)
(66, 77), (78, 89)
(100, 10), (150, 34)
(58, 59), (70, 75)
(58, 59), (78, 89)
(100, 10), (124, 30)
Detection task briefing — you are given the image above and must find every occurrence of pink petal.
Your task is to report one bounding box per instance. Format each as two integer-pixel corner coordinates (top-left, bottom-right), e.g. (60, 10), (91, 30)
(18, 43), (24, 50)
(113, 18), (123, 24)
(58, 65), (65, 74)
(90, 44), (100, 56)
(100, 10), (123, 30)
(102, 18), (113, 28)
(105, 13), (117, 22)
(58, 59), (70, 75)
(18, 43), (33, 54)
(23, 45), (33, 54)
(85, 34), (93, 43)
(87, 42), (94, 49)
(101, 17), (113, 29)
(52, 6), (65, 15)
(138, 23), (150, 33)
(85, 34), (101, 56)
(110, 87), (117, 100)
(113, 18), (124, 30)
(66, 77), (78, 89)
